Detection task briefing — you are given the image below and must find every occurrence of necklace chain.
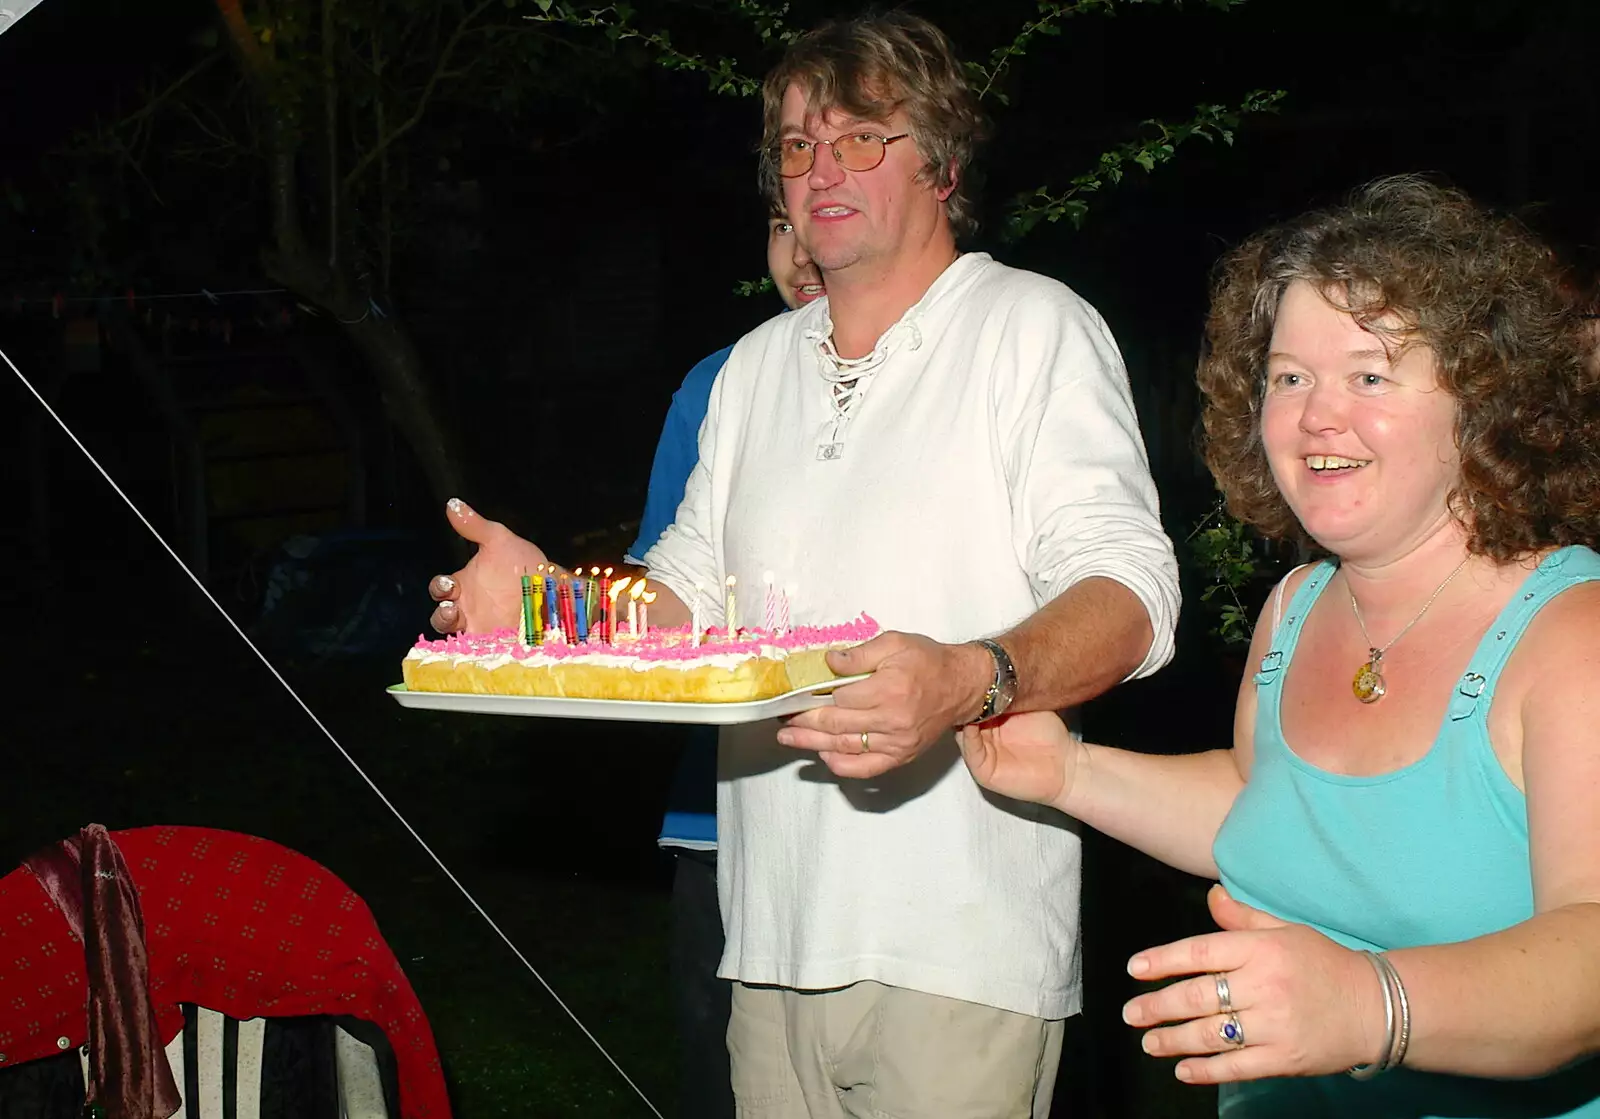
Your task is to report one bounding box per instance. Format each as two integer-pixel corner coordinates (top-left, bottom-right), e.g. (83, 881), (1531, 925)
(1349, 557), (1471, 662)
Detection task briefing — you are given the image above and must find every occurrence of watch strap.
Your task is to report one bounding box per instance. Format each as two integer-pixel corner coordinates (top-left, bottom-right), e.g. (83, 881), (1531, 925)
(975, 637), (1017, 721)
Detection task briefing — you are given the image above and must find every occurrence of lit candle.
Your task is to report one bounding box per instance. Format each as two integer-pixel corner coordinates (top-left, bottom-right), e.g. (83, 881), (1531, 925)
(640, 590), (656, 637)
(587, 567), (600, 621)
(781, 583), (795, 635)
(554, 576), (569, 644)
(520, 571), (534, 647)
(691, 583), (704, 646)
(600, 567), (613, 644)
(532, 575), (546, 644)
(609, 576), (631, 644)
(725, 574), (738, 639)
(628, 579), (645, 638)
(763, 571), (776, 633)
(573, 578), (590, 643)
(544, 567), (559, 631)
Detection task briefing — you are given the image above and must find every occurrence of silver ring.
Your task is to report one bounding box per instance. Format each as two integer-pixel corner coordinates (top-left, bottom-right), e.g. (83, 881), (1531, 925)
(1213, 973), (1233, 1015)
(1219, 1012), (1245, 1049)
(860, 731), (871, 753)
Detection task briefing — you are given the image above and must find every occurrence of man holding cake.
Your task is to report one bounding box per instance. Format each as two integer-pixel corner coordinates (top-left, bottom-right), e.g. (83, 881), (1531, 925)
(427, 10), (1179, 1116)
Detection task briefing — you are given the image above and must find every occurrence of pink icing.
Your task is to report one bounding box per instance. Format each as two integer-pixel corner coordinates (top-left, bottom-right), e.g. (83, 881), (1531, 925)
(410, 614), (880, 661)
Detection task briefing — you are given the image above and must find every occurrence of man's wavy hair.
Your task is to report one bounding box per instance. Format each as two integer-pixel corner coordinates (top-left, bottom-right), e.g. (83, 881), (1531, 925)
(759, 11), (988, 241)
(1199, 174), (1600, 560)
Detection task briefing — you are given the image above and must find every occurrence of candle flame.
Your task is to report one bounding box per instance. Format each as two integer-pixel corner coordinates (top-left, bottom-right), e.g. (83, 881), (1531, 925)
(726, 574), (737, 588)
(590, 566), (600, 577)
(629, 580), (646, 601)
(603, 566), (614, 578)
(642, 591), (657, 605)
(609, 576), (631, 602)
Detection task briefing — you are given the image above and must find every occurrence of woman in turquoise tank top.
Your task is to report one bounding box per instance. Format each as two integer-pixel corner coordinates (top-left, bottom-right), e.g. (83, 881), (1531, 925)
(960, 177), (1600, 1118)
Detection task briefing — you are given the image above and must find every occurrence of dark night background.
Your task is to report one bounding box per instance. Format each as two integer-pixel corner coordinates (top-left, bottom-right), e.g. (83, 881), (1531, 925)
(0, 0), (1595, 1115)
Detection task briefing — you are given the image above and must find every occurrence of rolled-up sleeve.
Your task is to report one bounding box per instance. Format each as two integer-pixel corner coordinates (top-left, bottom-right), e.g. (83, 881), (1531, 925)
(1002, 297), (1180, 678)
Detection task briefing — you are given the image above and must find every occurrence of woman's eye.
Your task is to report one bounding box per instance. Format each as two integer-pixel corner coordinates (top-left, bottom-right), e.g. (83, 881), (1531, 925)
(776, 222), (794, 235)
(1358, 373), (1385, 387)
(1271, 371), (1302, 388)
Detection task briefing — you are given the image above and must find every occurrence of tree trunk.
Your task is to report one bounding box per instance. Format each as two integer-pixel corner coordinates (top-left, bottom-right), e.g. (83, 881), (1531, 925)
(341, 309), (465, 512)
(265, 239), (465, 518)
(215, 0), (464, 520)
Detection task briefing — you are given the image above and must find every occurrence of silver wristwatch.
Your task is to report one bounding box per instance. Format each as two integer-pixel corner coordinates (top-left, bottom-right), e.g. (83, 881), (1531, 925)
(974, 638), (1019, 722)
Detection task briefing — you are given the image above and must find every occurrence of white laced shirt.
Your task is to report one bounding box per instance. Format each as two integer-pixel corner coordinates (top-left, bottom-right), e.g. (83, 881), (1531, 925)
(642, 252), (1180, 1019)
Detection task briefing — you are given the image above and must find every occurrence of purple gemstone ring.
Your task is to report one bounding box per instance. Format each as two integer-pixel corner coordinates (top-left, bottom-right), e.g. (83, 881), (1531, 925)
(1219, 1012), (1246, 1048)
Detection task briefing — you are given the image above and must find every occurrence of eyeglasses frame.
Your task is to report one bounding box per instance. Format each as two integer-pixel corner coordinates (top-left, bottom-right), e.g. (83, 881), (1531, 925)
(772, 132), (912, 179)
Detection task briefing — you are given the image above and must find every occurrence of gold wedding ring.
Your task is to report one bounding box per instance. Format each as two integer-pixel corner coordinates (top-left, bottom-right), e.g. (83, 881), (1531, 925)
(860, 731), (871, 753)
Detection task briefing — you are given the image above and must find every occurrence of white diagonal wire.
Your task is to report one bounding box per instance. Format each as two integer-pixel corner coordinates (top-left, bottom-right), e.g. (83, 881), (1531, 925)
(2, 344), (664, 1119)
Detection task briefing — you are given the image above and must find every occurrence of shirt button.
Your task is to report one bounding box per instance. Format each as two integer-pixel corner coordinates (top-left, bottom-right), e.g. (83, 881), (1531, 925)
(56, 1036), (71, 1050)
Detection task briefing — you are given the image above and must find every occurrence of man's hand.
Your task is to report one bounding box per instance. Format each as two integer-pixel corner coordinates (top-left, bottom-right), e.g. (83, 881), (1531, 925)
(775, 632), (991, 778)
(427, 498), (550, 634)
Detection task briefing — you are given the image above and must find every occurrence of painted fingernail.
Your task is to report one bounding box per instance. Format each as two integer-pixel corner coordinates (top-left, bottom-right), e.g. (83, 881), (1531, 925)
(1128, 956), (1150, 977)
(439, 600), (455, 611)
(447, 497), (464, 512)
(437, 575), (455, 592)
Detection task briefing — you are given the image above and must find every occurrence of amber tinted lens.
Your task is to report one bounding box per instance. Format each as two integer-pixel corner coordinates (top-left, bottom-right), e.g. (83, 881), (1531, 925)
(835, 133), (886, 171)
(777, 139), (813, 177)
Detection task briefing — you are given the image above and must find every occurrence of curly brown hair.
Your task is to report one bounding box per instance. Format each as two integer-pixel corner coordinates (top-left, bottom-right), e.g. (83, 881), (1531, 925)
(1198, 174), (1600, 560)
(758, 11), (988, 241)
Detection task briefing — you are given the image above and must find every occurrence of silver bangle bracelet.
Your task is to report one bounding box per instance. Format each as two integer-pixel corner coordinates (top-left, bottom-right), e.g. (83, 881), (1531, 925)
(1378, 952), (1411, 1070)
(1348, 950), (1395, 1080)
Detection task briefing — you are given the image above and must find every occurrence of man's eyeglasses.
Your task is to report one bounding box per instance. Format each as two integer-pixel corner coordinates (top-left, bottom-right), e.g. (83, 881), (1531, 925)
(772, 132), (910, 178)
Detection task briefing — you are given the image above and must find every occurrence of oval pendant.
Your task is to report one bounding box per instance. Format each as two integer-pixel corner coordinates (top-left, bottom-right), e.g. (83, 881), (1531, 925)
(1352, 663), (1387, 704)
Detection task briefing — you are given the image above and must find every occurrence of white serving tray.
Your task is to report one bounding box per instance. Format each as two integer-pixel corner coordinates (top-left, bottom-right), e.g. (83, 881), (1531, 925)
(385, 674), (871, 725)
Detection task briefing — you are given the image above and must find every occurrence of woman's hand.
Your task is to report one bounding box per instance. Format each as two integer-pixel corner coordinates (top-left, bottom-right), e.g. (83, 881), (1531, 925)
(1122, 885), (1386, 1084)
(427, 498), (550, 634)
(956, 710), (1082, 808)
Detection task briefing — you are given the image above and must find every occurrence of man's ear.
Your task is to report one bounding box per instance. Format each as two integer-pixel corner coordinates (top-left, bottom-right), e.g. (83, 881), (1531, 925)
(936, 159), (959, 203)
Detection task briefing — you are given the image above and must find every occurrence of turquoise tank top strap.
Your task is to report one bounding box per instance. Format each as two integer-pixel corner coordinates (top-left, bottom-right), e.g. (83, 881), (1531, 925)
(1253, 559), (1339, 689)
(1445, 545), (1600, 723)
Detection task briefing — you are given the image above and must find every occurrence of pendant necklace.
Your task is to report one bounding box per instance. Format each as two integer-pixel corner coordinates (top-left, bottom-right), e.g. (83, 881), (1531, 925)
(1348, 557), (1470, 704)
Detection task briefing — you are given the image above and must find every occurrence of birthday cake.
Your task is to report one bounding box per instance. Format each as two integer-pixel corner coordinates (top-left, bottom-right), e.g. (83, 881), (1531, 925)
(401, 569), (878, 703)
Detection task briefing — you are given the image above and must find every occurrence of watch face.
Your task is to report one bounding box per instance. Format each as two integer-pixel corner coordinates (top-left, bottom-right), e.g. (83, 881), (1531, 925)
(994, 682), (1017, 716)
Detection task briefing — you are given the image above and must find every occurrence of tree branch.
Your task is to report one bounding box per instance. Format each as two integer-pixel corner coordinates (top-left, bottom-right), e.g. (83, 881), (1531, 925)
(373, 37), (393, 293)
(1003, 88), (1286, 239)
(341, 0), (497, 195)
(966, 0), (1250, 105)
(324, 0), (339, 269)
(524, 4), (762, 97)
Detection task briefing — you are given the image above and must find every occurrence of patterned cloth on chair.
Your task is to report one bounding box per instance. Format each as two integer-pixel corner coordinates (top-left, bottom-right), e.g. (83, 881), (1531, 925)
(0, 826), (450, 1119)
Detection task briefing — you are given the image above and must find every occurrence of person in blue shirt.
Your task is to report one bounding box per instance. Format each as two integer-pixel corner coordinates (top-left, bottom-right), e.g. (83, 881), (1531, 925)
(625, 207), (823, 1119)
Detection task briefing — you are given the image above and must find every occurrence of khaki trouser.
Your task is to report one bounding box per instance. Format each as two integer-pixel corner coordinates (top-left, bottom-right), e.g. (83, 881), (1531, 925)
(727, 980), (1066, 1118)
